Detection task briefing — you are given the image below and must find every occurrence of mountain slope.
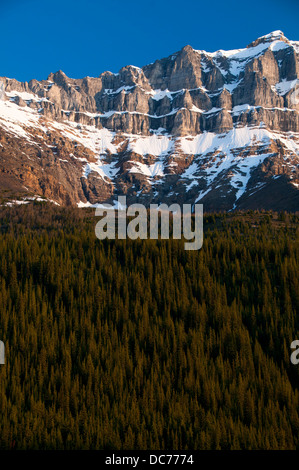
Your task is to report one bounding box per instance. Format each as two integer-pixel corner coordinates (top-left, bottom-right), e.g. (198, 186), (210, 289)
(0, 30), (298, 210)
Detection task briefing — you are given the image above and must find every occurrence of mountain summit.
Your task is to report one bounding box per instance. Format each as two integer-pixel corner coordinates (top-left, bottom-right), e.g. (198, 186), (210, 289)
(0, 32), (298, 210)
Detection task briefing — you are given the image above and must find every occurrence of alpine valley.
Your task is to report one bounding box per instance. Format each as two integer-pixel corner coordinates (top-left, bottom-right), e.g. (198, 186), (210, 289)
(0, 30), (298, 211)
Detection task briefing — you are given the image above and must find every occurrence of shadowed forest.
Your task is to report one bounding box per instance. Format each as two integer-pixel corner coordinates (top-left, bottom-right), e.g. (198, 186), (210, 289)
(0, 204), (298, 449)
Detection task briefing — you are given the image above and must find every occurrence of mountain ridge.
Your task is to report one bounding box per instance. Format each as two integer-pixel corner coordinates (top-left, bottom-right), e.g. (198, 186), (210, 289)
(0, 31), (298, 210)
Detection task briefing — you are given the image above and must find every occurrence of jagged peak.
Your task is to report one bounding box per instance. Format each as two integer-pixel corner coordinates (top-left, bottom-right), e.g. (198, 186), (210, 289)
(47, 70), (68, 83)
(181, 45), (194, 53)
(247, 30), (288, 48)
(119, 64), (142, 75)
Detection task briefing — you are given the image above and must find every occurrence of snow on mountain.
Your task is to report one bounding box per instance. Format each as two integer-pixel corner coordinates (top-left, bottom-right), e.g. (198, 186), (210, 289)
(0, 31), (298, 210)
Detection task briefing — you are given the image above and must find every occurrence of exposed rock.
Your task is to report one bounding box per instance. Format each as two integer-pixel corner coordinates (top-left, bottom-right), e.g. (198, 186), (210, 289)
(0, 31), (298, 211)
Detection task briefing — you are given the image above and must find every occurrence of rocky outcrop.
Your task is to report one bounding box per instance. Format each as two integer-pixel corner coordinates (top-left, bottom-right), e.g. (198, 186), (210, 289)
(0, 30), (298, 211)
(1, 30), (298, 135)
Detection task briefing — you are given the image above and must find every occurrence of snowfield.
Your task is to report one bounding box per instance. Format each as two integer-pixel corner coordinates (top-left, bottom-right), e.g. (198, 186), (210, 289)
(0, 29), (298, 208)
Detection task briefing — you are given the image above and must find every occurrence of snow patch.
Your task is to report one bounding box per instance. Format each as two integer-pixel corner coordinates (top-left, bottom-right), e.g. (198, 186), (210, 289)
(128, 134), (174, 157)
(129, 161), (165, 179)
(274, 79), (298, 96)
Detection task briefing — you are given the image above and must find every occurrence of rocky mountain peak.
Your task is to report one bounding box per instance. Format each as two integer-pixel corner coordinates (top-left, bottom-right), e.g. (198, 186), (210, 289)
(248, 30), (287, 48)
(48, 70), (69, 86)
(0, 31), (298, 211)
(180, 45), (194, 53)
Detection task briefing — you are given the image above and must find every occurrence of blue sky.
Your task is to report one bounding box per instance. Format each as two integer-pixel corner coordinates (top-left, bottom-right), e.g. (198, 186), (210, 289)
(0, 0), (298, 82)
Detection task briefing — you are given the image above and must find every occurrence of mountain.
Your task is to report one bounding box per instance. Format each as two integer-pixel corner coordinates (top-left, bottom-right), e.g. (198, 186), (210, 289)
(0, 30), (298, 210)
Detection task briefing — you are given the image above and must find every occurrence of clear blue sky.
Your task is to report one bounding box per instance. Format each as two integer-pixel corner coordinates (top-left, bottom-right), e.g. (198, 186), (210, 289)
(0, 0), (298, 82)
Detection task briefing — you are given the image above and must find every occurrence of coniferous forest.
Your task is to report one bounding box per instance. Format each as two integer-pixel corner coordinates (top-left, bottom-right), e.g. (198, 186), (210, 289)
(0, 203), (298, 450)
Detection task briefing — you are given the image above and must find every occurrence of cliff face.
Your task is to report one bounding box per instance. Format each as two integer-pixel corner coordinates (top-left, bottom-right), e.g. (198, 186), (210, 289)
(0, 30), (298, 210)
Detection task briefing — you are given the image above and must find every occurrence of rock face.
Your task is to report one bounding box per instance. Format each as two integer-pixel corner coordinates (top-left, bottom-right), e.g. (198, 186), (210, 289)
(0, 30), (298, 210)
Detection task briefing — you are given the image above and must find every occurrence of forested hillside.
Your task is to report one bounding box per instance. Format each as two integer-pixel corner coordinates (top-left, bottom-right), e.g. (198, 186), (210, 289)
(0, 205), (298, 449)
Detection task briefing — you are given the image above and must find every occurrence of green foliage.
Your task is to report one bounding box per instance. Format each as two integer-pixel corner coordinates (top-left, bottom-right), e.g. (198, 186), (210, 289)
(0, 205), (298, 449)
